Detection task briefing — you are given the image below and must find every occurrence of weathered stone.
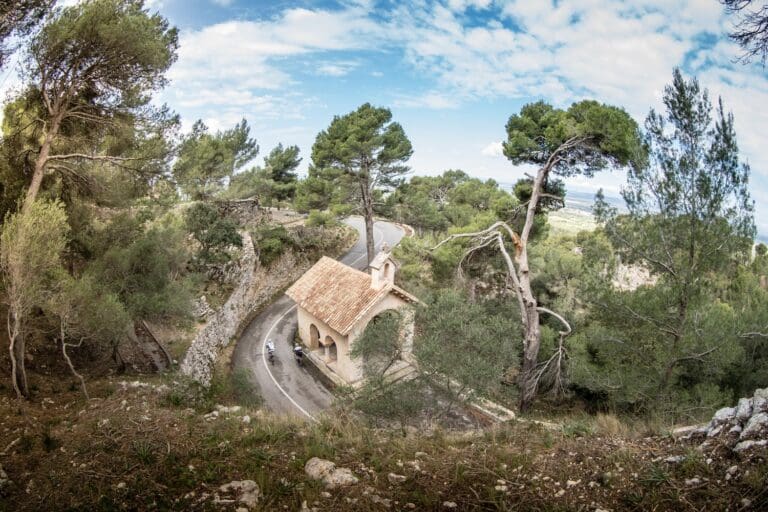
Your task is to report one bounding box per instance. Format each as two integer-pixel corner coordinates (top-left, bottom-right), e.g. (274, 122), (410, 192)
(733, 440), (768, 453)
(735, 397), (753, 421)
(304, 458), (358, 489)
(753, 397), (768, 414)
(218, 480), (260, 508)
(754, 388), (768, 400)
(740, 412), (768, 440)
(387, 473), (407, 484)
(443, 502), (458, 509)
(181, 232), (256, 386)
(710, 407), (736, 427)
(707, 425), (723, 438)
(192, 296), (214, 319)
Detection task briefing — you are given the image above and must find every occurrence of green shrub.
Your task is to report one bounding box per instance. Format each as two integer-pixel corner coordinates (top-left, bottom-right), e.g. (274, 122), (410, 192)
(306, 209), (338, 227)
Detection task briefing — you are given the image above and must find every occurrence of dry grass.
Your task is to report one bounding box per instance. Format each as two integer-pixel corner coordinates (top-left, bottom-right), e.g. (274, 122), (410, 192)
(0, 372), (765, 511)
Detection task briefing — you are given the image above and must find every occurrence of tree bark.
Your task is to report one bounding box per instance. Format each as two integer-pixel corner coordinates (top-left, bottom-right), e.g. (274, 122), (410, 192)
(360, 177), (375, 265)
(23, 112), (63, 214)
(516, 165), (547, 411)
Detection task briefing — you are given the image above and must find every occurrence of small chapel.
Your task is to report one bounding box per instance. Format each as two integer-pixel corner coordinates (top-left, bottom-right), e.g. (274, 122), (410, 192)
(285, 250), (418, 384)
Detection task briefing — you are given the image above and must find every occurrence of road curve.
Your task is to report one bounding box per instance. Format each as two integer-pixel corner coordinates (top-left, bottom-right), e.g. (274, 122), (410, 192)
(231, 217), (405, 420)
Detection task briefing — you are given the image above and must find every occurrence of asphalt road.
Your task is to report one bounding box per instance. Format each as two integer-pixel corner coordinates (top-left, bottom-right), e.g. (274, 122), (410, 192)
(231, 217), (405, 421)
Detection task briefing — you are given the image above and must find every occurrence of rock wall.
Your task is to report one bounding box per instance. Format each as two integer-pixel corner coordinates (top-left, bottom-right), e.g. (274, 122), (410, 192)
(214, 199), (269, 226)
(692, 388), (768, 454)
(181, 232), (257, 385)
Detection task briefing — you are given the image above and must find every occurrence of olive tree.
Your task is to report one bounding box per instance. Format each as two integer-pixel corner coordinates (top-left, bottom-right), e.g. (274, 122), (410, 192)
(1, 200), (68, 398)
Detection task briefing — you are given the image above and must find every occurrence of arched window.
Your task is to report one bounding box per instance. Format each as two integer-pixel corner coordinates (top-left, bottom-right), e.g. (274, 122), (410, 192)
(324, 335), (338, 362)
(383, 262), (391, 280)
(309, 324), (320, 349)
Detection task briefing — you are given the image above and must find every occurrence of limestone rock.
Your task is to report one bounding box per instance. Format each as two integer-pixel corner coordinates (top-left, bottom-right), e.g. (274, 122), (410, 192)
(734, 440), (768, 453)
(735, 397), (753, 421)
(218, 480), (260, 508)
(193, 296), (214, 319)
(740, 412), (768, 440)
(387, 473), (407, 484)
(710, 407), (735, 427)
(304, 457), (359, 489)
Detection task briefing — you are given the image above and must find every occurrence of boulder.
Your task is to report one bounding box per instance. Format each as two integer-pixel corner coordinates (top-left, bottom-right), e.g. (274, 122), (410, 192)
(304, 457), (358, 489)
(735, 397), (753, 421)
(740, 412), (768, 440)
(734, 440), (768, 453)
(217, 480), (260, 508)
(710, 407), (736, 427)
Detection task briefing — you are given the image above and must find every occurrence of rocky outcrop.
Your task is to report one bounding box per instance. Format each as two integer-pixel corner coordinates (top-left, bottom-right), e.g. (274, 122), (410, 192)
(181, 232), (256, 385)
(694, 388), (768, 453)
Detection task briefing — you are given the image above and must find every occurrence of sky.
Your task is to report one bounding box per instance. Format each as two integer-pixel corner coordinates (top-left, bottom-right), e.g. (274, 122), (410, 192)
(3, 0), (768, 238)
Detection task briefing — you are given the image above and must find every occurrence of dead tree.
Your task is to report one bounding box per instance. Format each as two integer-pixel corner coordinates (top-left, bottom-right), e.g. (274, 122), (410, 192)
(434, 217), (572, 411)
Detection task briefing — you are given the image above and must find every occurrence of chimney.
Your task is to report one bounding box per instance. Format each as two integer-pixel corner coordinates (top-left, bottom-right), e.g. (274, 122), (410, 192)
(369, 251), (395, 290)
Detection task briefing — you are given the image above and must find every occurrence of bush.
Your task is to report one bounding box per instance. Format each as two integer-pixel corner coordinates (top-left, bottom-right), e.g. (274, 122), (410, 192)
(253, 225), (292, 266)
(306, 210), (338, 227)
(184, 202), (243, 264)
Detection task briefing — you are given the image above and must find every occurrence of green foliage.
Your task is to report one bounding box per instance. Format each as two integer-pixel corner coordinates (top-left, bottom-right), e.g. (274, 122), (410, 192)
(48, 273), (131, 352)
(1, 199), (69, 313)
(312, 103), (412, 262)
(184, 202), (243, 264)
(0, 1), (53, 69)
(415, 291), (520, 399)
(174, 119), (258, 200)
(293, 167), (352, 214)
(305, 210), (338, 227)
(30, 0), (178, 109)
(87, 214), (192, 320)
(252, 224), (291, 266)
(251, 223), (341, 267)
(383, 170), (517, 234)
(264, 143), (301, 186)
(570, 70), (758, 420)
(312, 103), (413, 184)
(503, 99), (644, 176)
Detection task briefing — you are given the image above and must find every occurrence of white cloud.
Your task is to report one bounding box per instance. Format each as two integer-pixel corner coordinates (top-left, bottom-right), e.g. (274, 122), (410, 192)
(315, 61), (359, 77)
(211, 0), (233, 6)
(394, 91), (460, 109)
(481, 141), (503, 157)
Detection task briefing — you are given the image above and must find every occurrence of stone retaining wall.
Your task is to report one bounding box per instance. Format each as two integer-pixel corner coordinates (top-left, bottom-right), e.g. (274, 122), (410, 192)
(180, 232), (257, 385)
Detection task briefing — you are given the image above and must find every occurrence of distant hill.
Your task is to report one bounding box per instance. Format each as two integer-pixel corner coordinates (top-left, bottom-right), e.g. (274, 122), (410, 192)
(499, 183), (768, 243)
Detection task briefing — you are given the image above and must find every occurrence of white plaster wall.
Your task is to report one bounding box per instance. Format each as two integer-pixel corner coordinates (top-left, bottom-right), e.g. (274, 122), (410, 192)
(295, 308), (356, 381)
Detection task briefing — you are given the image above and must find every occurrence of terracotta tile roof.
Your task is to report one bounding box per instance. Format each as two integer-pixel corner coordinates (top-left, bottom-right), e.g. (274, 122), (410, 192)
(285, 256), (416, 336)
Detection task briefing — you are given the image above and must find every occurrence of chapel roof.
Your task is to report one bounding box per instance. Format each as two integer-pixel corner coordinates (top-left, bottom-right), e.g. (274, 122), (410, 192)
(285, 256), (417, 336)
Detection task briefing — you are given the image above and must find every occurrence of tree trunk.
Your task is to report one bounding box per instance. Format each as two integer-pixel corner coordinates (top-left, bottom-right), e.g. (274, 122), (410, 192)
(22, 113), (62, 214)
(360, 178), (375, 265)
(7, 308), (28, 399)
(516, 166), (547, 411)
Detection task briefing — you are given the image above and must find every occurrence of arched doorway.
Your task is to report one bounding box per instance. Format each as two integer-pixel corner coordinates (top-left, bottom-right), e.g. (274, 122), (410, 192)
(309, 324), (320, 349)
(324, 335), (338, 362)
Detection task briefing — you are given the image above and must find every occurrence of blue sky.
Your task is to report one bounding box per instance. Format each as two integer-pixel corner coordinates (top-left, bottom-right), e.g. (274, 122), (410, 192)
(6, 0), (768, 237)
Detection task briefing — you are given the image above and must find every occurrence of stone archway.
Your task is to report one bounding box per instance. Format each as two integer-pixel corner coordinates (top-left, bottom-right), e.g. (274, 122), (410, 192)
(309, 324), (320, 349)
(324, 335), (338, 362)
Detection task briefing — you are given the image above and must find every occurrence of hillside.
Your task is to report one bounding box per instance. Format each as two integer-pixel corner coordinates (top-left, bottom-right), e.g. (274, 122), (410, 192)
(1, 375), (765, 511)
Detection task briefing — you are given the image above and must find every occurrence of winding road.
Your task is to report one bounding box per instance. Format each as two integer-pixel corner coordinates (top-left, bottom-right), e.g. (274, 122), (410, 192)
(231, 217), (405, 420)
